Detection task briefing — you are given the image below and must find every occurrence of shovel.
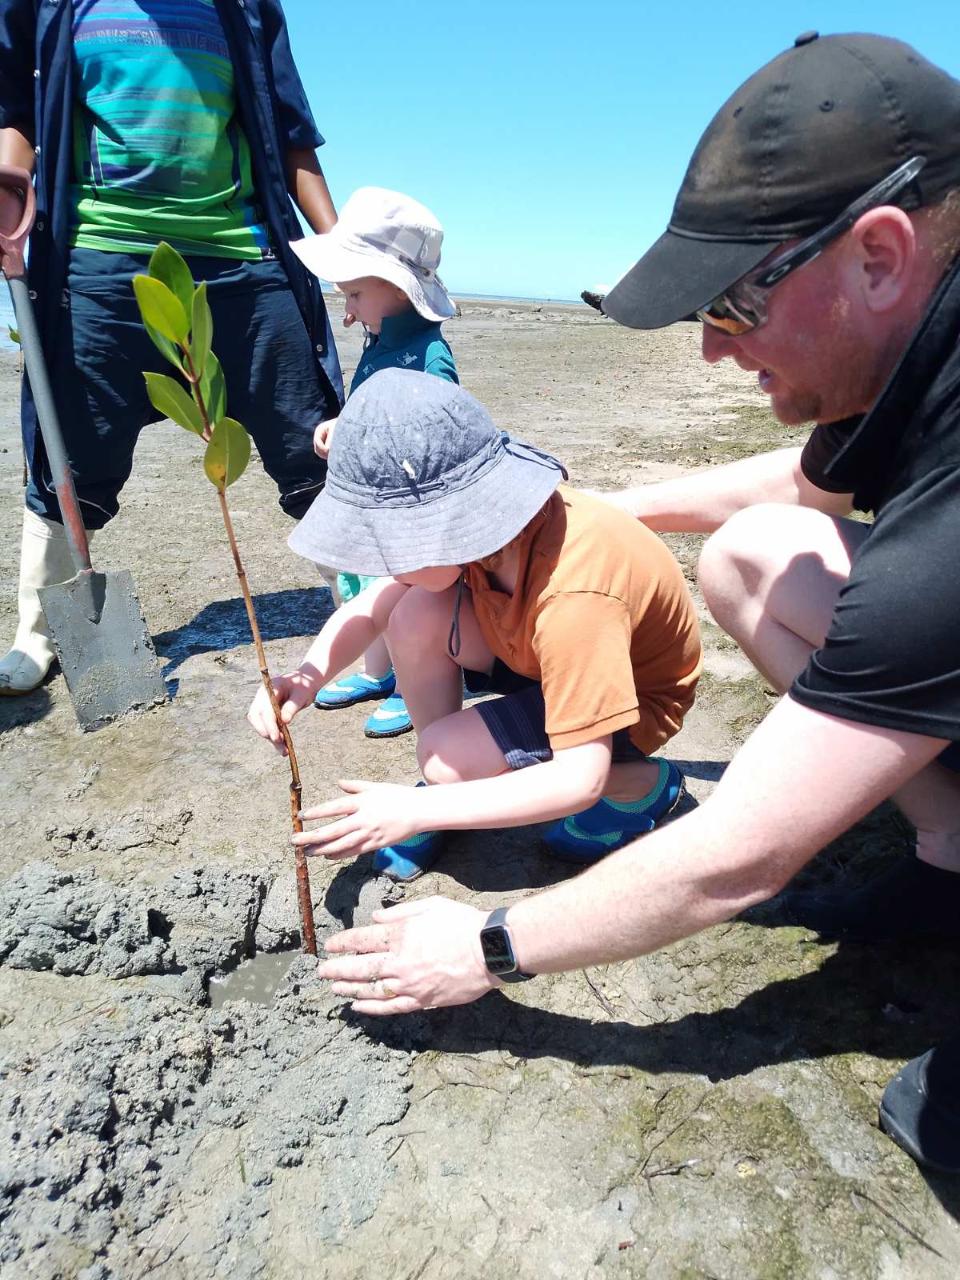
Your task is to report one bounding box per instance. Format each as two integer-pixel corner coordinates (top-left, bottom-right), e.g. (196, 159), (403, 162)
(0, 165), (167, 730)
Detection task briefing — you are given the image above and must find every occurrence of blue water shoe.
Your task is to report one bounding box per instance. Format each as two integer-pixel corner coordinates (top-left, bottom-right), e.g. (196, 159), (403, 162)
(544, 759), (685, 864)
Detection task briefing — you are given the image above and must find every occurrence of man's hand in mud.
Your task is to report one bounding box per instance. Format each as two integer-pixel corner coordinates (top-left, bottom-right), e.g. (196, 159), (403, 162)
(317, 897), (496, 1014)
(246, 670), (316, 754)
(295, 779), (424, 858)
(313, 416), (337, 459)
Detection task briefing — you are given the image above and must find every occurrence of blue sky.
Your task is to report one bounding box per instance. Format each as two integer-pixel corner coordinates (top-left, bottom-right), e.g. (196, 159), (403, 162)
(283, 0), (960, 300)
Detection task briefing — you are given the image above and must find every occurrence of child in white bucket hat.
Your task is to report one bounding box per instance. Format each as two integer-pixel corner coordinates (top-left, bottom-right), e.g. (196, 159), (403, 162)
(291, 187), (459, 739)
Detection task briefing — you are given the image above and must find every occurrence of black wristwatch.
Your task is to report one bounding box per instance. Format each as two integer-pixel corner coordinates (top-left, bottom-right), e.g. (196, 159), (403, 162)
(479, 907), (535, 983)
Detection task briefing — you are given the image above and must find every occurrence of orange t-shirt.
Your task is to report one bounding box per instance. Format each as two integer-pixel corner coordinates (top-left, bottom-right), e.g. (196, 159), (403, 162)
(464, 487), (702, 755)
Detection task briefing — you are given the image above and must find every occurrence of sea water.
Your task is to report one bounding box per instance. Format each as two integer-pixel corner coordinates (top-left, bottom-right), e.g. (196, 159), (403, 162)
(208, 949), (299, 1008)
(0, 288), (18, 350)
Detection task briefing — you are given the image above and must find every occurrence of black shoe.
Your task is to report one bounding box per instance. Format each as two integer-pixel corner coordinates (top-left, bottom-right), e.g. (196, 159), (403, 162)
(778, 857), (960, 943)
(880, 1037), (960, 1174)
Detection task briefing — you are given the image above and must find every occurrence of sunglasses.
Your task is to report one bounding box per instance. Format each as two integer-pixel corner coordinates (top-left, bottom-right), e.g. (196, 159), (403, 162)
(696, 154), (927, 336)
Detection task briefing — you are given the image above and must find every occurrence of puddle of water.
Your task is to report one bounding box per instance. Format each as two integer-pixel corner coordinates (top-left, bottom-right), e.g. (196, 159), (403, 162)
(209, 949), (299, 1008)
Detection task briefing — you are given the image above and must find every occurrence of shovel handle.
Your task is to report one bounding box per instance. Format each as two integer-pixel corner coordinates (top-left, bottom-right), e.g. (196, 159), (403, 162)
(0, 166), (93, 577)
(0, 165), (36, 281)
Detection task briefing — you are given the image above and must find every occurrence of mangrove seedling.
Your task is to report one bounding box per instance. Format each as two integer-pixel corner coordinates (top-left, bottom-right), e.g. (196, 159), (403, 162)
(133, 242), (317, 955)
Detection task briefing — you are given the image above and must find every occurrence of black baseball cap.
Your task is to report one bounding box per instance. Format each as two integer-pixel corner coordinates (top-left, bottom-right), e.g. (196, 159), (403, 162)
(603, 32), (960, 330)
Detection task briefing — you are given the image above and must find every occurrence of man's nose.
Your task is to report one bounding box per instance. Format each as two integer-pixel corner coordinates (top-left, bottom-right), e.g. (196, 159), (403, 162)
(700, 322), (739, 364)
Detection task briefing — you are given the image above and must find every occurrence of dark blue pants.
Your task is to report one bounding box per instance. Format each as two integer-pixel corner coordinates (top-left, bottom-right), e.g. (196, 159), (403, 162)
(25, 249), (335, 528)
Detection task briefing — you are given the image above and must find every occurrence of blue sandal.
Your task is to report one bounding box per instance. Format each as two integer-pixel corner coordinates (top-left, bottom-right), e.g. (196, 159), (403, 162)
(314, 669), (395, 709)
(544, 759), (685, 863)
(363, 691), (413, 738)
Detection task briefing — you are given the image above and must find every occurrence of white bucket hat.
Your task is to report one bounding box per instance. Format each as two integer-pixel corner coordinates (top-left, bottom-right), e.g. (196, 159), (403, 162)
(291, 187), (456, 323)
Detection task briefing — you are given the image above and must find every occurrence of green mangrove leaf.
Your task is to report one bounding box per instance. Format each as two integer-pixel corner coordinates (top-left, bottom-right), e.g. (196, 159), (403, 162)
(142, 317), (183, 369)
(148, 242), (195, 320)
(200, 350), (227, 426)
(190, 283), (212, 383)
(8, 326), (20, 346)
(132, 274), (189, 343)
(203, 417), (250, 490)
(144, 372), (204, 435)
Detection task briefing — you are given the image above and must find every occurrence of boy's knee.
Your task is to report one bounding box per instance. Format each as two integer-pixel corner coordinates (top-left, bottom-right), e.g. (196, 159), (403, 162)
(386, 585), (450, 652)
(417, 730), (466, 785)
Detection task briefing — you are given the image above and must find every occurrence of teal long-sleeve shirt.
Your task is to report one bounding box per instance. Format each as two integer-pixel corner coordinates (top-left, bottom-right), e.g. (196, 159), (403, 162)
(349, 306), (458, 393)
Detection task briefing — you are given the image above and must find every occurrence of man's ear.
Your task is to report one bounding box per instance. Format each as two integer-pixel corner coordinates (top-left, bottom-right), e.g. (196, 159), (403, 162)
(848, 207), (917, 313)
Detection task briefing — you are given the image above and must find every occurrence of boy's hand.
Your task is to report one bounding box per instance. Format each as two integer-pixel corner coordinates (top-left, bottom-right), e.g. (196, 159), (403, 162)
(313, 416), (337, 459)
(317, 897), (497, 1014)
(295, 779), (424, 858)
(247, 671), (316, 754)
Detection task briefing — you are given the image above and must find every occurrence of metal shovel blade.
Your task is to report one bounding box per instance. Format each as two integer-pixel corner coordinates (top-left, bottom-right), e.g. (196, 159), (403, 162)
(39, 568), (167, 731)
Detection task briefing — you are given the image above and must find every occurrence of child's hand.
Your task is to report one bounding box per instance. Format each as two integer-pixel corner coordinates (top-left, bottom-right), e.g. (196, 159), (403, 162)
(247, 671), (316, 754)
(342, 309), (357, 328)
(313, 417), (337, 459)
(294, 779), (423, 858)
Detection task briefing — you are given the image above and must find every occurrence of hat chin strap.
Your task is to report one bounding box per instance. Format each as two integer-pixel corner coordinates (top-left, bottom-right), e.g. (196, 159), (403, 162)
(446, 571), (466, 658)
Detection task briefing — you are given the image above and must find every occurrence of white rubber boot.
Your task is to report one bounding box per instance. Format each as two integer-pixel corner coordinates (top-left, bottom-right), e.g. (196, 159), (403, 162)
(0, 508), (87, 695)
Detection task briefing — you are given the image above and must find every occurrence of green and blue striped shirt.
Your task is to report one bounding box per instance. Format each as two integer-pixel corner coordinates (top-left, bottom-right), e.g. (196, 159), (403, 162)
(70, 0), (269, 258)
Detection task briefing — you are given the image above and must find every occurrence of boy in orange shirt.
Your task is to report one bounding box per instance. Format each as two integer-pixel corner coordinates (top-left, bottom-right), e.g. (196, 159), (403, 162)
(249, 369), (701, 880)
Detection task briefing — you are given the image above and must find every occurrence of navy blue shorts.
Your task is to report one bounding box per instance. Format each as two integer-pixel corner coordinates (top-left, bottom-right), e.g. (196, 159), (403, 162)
(465, 660), (645, 771)
(940, 743), (960, 771)
(25, 249), (336, 528)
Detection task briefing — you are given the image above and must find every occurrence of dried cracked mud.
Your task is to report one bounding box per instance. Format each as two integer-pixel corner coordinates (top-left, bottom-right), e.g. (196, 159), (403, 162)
(1, 299), (959, 1278)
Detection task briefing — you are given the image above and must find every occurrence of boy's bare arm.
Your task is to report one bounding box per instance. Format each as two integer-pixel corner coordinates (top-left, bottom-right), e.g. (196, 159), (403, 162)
(296, 739), (614, 856)
(592, 446), (853, 532)
(247, 577), (408, 749)
(420, 741), (612, 829)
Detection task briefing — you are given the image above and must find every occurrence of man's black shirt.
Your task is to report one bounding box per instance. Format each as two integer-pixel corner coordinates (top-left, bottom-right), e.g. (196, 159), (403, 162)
(791, 256), (960, 745)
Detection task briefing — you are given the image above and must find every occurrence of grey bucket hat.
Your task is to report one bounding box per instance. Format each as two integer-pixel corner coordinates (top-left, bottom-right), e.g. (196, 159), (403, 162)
(288, 369), (567, 576)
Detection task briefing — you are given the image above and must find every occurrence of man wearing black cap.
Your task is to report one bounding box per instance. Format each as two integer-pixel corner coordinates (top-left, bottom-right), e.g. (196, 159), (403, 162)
(316, 32), (960, 1176)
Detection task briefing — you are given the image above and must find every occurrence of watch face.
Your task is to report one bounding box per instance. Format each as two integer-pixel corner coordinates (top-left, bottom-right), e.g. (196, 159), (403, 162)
(480, 925), (515, 975)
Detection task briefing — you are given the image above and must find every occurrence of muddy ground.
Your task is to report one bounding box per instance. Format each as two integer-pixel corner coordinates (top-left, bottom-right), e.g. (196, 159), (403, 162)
(1, 297), (959, 1279)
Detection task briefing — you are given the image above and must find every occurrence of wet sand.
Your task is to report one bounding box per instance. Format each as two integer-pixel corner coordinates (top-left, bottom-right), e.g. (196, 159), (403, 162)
(1, 298), (959, 1278)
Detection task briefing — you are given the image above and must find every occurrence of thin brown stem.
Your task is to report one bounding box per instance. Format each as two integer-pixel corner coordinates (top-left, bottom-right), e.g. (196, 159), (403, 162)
(181, 345), (316, 952)
(216, 488), (317, 955)
(181, 344), (201, 388)
(185, 349), (212, 440)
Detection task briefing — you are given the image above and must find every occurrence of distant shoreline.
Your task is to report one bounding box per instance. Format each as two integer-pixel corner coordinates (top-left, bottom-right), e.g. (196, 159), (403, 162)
(0, 286), (586, 352)
(321, 287), (582, 308)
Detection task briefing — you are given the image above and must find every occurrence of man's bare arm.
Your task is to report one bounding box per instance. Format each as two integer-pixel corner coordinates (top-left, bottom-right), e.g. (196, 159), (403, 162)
(286, 147), (337, 234)
(507, 696), (945, 973)
(594, 446), (854, 532)
(318, 696), (947, 1013)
